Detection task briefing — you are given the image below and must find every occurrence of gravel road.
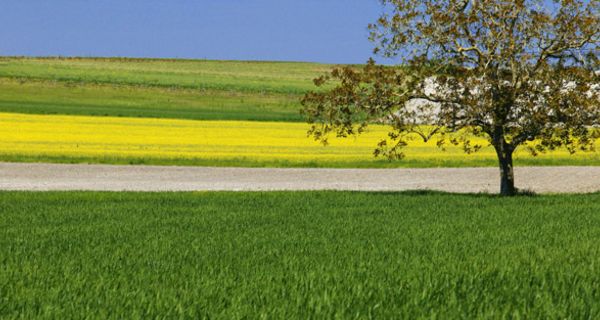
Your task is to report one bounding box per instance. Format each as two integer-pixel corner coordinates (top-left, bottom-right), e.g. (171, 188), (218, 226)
(1, 162), (599, 193)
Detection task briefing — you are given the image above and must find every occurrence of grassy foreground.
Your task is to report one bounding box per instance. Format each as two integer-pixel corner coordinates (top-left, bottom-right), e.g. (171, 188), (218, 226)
(2, 191), (600, 318)
(3, 112), (599, 168)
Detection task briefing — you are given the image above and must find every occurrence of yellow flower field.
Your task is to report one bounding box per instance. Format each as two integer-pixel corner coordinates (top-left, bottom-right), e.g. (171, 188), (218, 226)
(1, 112), (598, 167)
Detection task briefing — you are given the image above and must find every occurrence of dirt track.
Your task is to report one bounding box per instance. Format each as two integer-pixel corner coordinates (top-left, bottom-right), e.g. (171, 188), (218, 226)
(1, 162), (599, 194)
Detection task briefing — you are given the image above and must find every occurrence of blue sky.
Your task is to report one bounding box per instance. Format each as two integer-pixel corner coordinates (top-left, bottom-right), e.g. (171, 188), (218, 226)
(0, 0), (387, 64)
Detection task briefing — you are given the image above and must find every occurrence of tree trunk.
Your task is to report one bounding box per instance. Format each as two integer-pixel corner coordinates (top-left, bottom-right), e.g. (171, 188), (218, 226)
(491, 120), (517, 196)
(496, 146), (516, 196)
(498, 152), (516, 196)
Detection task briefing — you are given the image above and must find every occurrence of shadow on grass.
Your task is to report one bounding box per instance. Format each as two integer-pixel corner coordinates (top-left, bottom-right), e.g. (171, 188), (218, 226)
(341, 189), (540, 198)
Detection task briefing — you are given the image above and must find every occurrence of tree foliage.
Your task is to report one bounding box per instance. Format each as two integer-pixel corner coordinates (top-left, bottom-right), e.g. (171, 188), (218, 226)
(302, 0), (600, 195)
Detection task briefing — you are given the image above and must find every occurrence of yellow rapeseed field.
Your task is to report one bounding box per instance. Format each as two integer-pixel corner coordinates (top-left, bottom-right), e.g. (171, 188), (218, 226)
(1, 112), (598, 167)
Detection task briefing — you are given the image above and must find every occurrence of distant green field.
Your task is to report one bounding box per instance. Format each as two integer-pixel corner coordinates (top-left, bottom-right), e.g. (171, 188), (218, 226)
(0, 78), (303, 121)
(2, 191), (600, 318)
(0, 57), (331, 121)
(0, 57), (331, 93)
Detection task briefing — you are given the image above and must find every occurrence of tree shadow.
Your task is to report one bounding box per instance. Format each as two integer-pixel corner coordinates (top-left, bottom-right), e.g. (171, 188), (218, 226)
(354, 189), (540, 198)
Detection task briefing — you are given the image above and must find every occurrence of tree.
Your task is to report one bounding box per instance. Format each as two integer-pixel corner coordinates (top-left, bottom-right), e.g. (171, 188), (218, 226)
(301, 0), (600, 196)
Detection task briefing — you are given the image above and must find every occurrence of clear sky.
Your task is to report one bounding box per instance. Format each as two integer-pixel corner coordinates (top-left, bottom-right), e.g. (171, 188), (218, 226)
(0, 0), (388, 64)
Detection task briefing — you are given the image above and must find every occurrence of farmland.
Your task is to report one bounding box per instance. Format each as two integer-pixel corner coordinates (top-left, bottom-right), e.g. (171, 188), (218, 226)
(0, 57), (329, 94)
(0, 78), (302, 122)
(3, 112), (600, 168)
(0, 57), (323, 122)
(2, 57), (600, 318)
(2, 191), (600, 318)
(0, 58), (600, 168)
(2, 0), (599, 316)
(0, 57), (598, 168)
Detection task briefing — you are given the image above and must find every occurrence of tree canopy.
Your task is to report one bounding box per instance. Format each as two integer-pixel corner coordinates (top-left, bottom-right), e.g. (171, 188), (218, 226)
(302, 0), (600, 195)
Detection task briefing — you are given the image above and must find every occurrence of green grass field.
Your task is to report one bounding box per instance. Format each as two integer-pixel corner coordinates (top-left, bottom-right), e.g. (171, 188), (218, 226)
(0, 57), (331, 93)
(0, 78), (303, 122)
(0, 57), (327, 122)
(2, 191), (600, 318)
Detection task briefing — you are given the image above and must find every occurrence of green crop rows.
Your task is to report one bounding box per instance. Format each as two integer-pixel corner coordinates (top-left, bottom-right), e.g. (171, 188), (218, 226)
(2, 191), (600, 318)
(0, 57), (333, 122)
